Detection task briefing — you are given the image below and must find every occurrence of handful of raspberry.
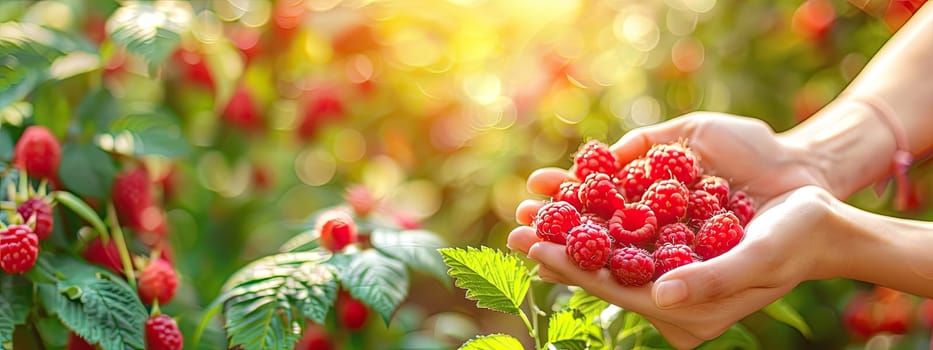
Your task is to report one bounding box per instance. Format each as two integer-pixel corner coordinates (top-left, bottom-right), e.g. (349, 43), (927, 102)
(534, 140), (756, 286)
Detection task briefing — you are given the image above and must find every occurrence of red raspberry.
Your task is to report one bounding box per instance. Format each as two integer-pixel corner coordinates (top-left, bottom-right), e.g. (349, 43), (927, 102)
(615, 158), (652, 202)
(727, 191), (756, 227)
(112, 167), (154, 231)
(67, 332), (95, 350)
(172, 48), (214, 89)
(608, 247), (654, 287)
(14, 125), (62, 180)
(145, 314), (183, 350)
(315, 209), (358, 252)
(222, 85), (262, 131)
(295, 323), (334, 350)
(640, 179), (688, 227)
(579, 173), (625, 219)
(687, 190), (722, 222)
(645, 142), (700, 184)
(337, 290), (369, 331)
(83, 237), (124, 273)
(552, 181), (583, 211)
(581, 213), (608, 228)
(656, 223), (695, 246)
(607, 203), (657, 246)
(137, 259), (178, 305)
(533, 201), (580, 244)
(693, 176), (730, 206)
(17, 197), (54, 240)
(565, 223), (612, 271)
(694, 212), (744, 260)
(298, 89), (345, 139)
(573, 140), (617, 181)
(0, 225), (39, 274)
(652, 243), (697, 279)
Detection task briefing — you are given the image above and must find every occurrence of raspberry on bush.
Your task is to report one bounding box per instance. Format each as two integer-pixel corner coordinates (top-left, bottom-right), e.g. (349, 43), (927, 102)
(14, 125), (62, 181)
(137, 259), (179, 305)
(17, 197), (54, 240)
(0, 224), (39, 274)
(145, 314), (184, 350)
(315, 209), (359, 252)
(534, 201), (582, 244)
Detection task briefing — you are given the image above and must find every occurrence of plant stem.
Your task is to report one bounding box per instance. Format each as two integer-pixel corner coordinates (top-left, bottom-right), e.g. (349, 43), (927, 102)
(520, 287), (542, 350)
(517, 310), (538, 350)
(107, 204), (136, 288)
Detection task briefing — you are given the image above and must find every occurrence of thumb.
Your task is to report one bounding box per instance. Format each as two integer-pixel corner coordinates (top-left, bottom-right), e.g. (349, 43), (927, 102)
(651, 246), (764, 309)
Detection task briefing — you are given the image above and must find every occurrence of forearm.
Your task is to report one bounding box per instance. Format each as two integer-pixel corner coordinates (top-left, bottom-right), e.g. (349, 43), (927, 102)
(780, 3), (933, 198)
(824, 201), (933, 298)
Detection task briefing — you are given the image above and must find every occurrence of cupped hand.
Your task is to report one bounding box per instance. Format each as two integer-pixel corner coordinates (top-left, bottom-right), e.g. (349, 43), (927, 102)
(509, 186), (842, 349)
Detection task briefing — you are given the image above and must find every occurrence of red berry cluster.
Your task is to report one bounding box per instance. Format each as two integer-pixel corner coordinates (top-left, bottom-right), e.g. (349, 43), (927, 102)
(843, 287), (915, 339)
(534, 140), (756, 286)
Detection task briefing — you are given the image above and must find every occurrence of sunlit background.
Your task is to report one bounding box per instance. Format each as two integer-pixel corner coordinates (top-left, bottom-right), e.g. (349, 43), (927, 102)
(2, 0), (931, 348)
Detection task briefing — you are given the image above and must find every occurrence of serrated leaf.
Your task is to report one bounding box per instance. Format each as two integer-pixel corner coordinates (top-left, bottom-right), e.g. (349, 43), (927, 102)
(107, 2), (191, 67)
(0, 275), (32, 343)
(568, 288), (609, 322)
(458, 334), (523, 350)
(31, 82), (71, 140)
(57, 144), (117, 199)
(762, 298), (812, 339)
(439, 247), (530, 316)
(38, 255), (147, 350)
(548, 309), (589, 344)
(107, 112), (190, 157)
(371, 229), (450, 287)
(341, 250), (409, 324)
(548, 339), (588, 350)
(220, 251), (338, 350)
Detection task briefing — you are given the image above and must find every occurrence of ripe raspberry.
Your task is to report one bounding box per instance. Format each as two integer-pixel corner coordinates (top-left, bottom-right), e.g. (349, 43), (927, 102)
(83, 237), (124, 273)
(565, 223), (612, 271)
(14, 126), (62, 180)
(552, 181), (583, 211)
(640, 179), (689, 227)
(145, 314), (183, 350)
(222, 85), (262, 131)
(615, 158), (652, 202)
(607, 204), (657, 246)
(337, 290), (369, 331)
(727, 191), (756, 227)
(296, 323), (334, 350)
(533, 201), (580, 244)
(17, 197), (54, 240)
(694, 212), (744, 260)
(67, 332), (95, 350)
(137, 259), (178, 305)
(608, 247), (654, 287)
(652, 243), (697, 279)
(645, 142), (700, 184)
(112, 167), (154, 231)
(687, 190), (722, 222)
(315, 209), (358, 252)
(0, 225), (39, 274)
(656, 223), (695, 246)
(573, 140), (617, 181)
(694, 176), (730, 206)
(579, 173), (625, 219)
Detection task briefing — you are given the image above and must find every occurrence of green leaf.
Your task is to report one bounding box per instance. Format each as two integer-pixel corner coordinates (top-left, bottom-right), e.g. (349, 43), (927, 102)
(0, 66), (42, 112)
(567, 287), (610, 322)
(278, 229), (320, 253)
(0, 275), (32, 343)
(107, 2), (191, 67)
(220, 251), (338, 350)
(107, 112), (190, 157)
(458, 334), (523, 350)
(547, 339), (588, 350)
(439, 247), (530, 316)
(52, 191), (108, 240)
(35, 317), (69, 348)
(0, 128), (13, 164)
(340, 250), (409, 324)
(547, 310), (589, 344)
(696, 324), (760, 350)
(76, 88), (121, 132)
(39, 255), (147, 350)
(371, 229), (450, 287)
(31, 82), (71, 140)
(762, 298), (812, 339)
(57, 143), (117, 199)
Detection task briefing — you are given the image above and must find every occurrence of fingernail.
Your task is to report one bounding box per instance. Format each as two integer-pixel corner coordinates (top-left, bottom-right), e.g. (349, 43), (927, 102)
(654, 280), (687, 308)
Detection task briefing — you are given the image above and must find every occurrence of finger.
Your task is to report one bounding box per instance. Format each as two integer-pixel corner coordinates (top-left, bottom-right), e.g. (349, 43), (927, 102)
(506, 226), (539, 254)
(515, 199), (545, 225)
(610, 117), (697, 165)
(527, 242), (656, 313)
(538, 266), (572, 285)
(651, 243), (767, 310)
(527, 168), (570, 196)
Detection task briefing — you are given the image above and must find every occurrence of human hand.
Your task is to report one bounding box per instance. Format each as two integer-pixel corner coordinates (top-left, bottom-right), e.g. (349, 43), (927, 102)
(509, 186), (844, 349)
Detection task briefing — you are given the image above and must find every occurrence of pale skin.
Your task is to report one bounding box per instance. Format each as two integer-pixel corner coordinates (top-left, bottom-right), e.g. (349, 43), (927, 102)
(508, 3), (933, 349)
